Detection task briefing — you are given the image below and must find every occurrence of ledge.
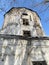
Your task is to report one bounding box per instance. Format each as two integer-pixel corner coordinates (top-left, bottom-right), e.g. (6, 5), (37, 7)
(0, 34), (49, 40)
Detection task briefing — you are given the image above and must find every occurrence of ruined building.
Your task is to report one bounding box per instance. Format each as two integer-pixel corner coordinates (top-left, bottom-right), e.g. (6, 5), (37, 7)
(0, 7), (49, 65)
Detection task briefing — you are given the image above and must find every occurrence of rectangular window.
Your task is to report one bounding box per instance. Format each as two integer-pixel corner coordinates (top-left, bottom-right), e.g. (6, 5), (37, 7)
(32, 61), (47, 65)
(22, 13), (28, 15)
(23, 19), (29, 25)
(23, 31), (31, 37)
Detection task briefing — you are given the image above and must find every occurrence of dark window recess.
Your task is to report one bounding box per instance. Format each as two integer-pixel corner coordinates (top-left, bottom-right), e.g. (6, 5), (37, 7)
(23, 19), (29, 25)
(22, 13), (28, 15)
(32, 61), (47, 65)
(2, 59), (4, 61)
(23, 31), (31, 37)
(30, 16), (32, 21)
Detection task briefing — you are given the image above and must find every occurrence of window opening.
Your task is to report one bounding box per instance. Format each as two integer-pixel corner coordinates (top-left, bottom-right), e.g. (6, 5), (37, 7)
(22, 13), (28, 15)
(32, 61), (47, 65)
(23, 19), (29, 25)
(23, 31), (31, 37)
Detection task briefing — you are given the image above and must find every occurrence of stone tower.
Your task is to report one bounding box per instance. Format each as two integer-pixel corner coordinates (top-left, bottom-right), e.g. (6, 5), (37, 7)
(0, 7), (49, 65)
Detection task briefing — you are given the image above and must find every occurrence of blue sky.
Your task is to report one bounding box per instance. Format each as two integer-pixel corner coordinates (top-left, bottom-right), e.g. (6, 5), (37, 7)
(0, 0), (49, 36)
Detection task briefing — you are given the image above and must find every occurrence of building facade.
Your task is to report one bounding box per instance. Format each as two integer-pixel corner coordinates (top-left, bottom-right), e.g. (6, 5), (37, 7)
(0, 7), (49, 65)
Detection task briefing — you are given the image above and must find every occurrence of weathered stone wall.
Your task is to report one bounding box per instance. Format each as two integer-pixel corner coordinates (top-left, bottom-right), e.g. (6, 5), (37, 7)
(3, 8), (44, 36)
(0, 8), (49, 65)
